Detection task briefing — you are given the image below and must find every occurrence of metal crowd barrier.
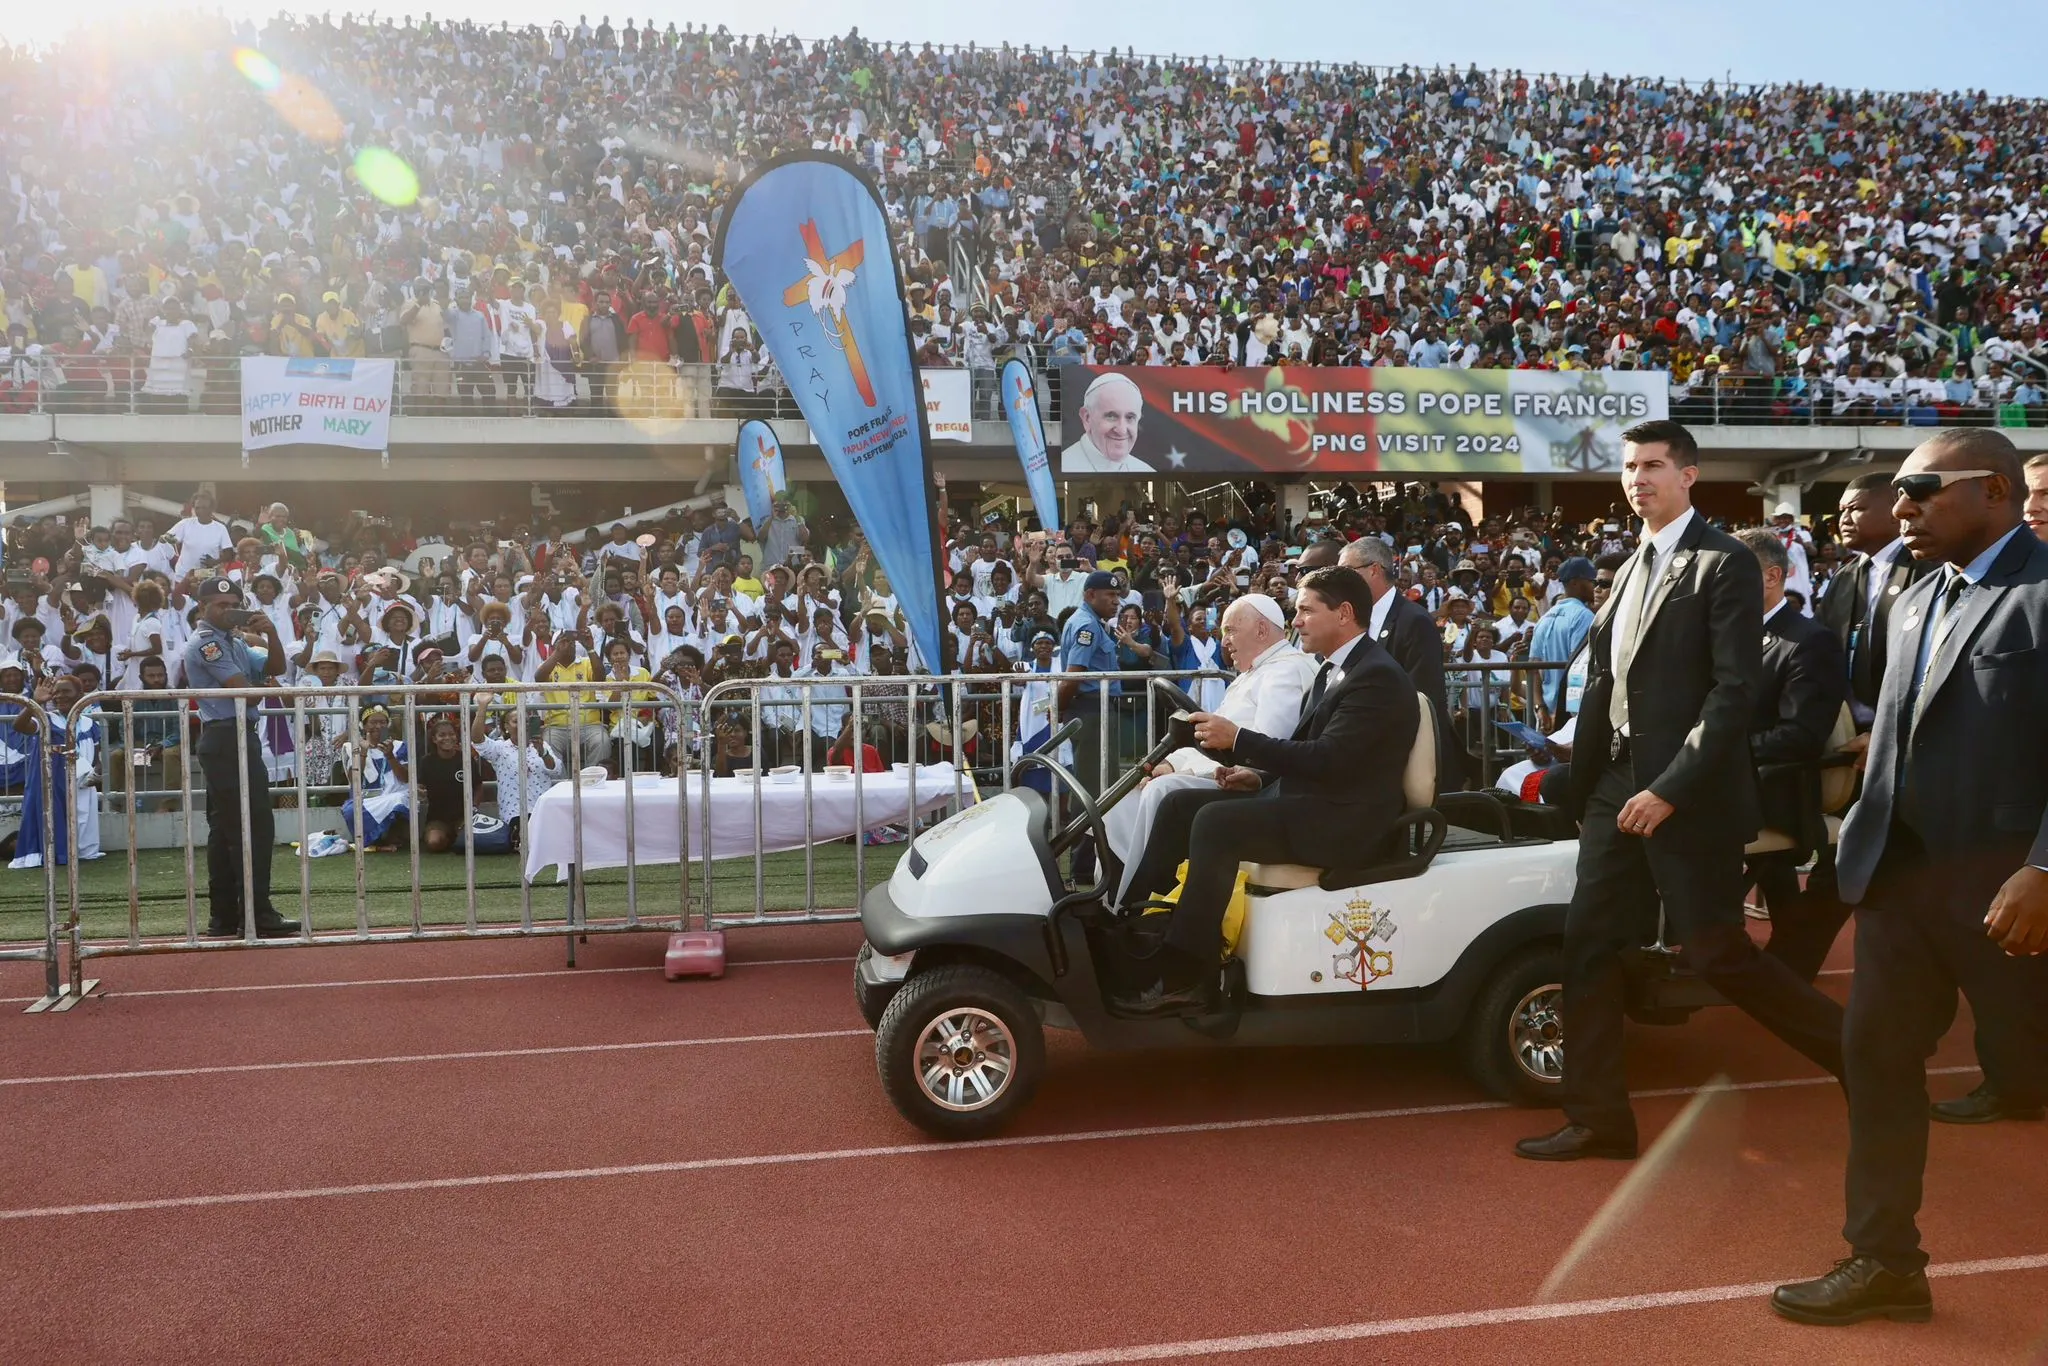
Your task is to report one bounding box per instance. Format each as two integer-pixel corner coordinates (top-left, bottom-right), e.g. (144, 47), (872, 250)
(0, 693), (71, 1011)
(5, 667), (1227, 995)
(1448, 659), (1572, 789)
(57, 679), (697, 994)
(691, 669), (1225, 929)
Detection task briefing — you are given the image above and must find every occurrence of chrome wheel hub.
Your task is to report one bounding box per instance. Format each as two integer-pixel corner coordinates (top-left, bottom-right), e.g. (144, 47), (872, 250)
(1510, 984), (1565, 1084)
(915, 1007), (1016, 1112)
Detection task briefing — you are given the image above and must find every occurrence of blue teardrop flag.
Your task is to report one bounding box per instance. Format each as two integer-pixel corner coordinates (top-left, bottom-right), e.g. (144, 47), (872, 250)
(1000, 357), (1060, 531)
(714, 154), (945, 673)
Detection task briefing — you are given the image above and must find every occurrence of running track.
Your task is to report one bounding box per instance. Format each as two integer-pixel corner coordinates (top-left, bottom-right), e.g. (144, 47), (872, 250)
(1, 926), (2042, 1365)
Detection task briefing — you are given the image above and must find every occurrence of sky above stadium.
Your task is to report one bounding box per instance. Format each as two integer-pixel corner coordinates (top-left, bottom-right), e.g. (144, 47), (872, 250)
(8, 0), (2048, 97)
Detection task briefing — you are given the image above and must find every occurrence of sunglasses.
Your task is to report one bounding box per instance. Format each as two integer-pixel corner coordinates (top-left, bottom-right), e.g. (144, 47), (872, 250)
(1892, 469), (1996, 503)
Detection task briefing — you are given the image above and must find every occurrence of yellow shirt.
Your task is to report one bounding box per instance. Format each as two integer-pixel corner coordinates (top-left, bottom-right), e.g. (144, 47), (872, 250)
(315, 308), (365, 357)
(731, 575), (765, 598)
(537, 655), (597, 728)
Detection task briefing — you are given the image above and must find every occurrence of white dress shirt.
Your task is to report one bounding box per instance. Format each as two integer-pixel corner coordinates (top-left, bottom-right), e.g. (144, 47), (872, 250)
(1608, 506), (1696, 671)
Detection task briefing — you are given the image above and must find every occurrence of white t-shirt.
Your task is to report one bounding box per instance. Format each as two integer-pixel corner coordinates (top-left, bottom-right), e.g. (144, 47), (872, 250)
(168, 517), (236, 578)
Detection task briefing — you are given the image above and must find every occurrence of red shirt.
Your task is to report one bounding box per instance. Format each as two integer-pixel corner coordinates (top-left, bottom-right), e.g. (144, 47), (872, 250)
(626, 311), (672, 361)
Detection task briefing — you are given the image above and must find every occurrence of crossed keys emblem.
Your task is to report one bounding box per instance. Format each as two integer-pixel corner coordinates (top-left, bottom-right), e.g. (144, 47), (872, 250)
(1325, 898), (1397, 989)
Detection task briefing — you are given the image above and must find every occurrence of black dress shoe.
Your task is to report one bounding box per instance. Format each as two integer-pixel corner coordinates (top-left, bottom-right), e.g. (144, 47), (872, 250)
(254, 916), (302, 939)
(1931, 1082), (2045, 1125)
(203, 921), (240, 938)
(1513, 1123), (1638, 1162)
(1108, 979), (1214, 1018)
(1772, 1256), (1932, 1325)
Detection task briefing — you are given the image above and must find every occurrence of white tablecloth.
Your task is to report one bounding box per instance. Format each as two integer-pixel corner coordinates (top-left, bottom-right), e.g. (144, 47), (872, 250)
(522, 764), (971, 881)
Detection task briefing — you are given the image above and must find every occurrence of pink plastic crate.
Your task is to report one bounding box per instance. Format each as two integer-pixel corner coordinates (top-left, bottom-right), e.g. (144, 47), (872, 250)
(663, 930), (727, 980)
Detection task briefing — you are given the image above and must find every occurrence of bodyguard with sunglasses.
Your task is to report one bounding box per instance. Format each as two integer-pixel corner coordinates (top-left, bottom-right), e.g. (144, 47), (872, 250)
(1774, 429), (2048, 1328)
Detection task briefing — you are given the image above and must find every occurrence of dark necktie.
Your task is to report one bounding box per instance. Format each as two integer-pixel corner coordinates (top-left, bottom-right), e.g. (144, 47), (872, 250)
(1307, 659), (1335, 714)
(1899, 569), (1969, 825)
(1906, 569), (1969, 730)
(1608, 542), (1658, 734)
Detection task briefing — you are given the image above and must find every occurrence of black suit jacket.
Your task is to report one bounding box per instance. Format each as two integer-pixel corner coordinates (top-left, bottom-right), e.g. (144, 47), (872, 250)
(1817, 547), (1933, 718)
(1375, 593), (1452, 791)
(1838, 528), (2048, 908)
(1750, 602), (1847, 844)
(1568, 513), (1764, 848)
(1235, 633), (1420, 861)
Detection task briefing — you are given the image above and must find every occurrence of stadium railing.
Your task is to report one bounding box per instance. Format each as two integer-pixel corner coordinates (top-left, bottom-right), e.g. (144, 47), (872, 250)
(11, 357), (1013, 423)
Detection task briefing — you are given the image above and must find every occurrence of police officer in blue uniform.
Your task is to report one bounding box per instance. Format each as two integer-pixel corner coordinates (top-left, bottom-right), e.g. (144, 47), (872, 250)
(1057, 571), (1123, 882)
(184, 577), (299, 937)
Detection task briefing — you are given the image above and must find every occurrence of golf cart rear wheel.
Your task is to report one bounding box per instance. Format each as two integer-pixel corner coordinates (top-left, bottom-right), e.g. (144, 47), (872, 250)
(853, 943), (900, 1032)
(1461, 946), (1566, 1107)
(876, 965), (1044, 1139)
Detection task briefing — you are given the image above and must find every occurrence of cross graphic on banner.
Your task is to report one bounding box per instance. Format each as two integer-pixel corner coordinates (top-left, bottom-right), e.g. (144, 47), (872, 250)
(783, 220), (876, 406)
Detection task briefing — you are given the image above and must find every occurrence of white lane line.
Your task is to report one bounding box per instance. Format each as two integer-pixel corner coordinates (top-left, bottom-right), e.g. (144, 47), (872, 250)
(943, 1253), (2048, 1366)
(0, 1028), (872, 1087)
(0, 1068), (1975, 1222)
(0, 954), (853, 1004)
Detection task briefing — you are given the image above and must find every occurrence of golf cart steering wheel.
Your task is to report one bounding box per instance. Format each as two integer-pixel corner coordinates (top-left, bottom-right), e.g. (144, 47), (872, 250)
(1151, 678), (1202, 719)
(1010, 718), (1107, 856)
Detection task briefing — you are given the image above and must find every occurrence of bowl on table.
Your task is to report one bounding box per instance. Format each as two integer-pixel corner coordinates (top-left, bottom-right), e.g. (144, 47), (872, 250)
(770, 765), (802, 786)
(732, 767), (758, 779)
(824, 765), (853, 782)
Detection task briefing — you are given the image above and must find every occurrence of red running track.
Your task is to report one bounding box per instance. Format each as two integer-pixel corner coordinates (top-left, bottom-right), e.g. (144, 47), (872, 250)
(0, 927), (2042, 1366)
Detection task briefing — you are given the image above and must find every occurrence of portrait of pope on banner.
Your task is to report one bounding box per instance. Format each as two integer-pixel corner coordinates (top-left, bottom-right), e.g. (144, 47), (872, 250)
(1061, 372), (1154, 474)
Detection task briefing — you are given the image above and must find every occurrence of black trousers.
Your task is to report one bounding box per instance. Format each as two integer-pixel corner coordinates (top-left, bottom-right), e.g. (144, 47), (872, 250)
(1067, 709), (1106, 884)
(197, 723), (277, 925)
(1123, 786), (1291, 964)
(1844, 825), (2048, 1274)
(1563, 762), (1846, 1139)
(1748, 847), (1856, 982)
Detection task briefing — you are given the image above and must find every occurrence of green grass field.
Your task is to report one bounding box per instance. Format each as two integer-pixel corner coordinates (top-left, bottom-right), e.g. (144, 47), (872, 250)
(0, 842), (895, 945)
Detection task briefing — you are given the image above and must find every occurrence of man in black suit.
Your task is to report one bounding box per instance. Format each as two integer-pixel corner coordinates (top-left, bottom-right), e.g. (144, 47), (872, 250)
(1113, 566), (1420, 1016)
(1823, 470), (2024, 1125)
(1734, 528), (1850, 981)
(1820, 471), (1930, 729)
(1774, 430), (2048, 1327)
(1340, 536), (1451, 790)
(1517, 420), (1846, 1162)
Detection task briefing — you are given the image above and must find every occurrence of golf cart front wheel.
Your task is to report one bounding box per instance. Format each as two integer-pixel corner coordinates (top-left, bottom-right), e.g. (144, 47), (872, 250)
(1461, 945), (1567, 1106)
(875, 965), (1044, 1139)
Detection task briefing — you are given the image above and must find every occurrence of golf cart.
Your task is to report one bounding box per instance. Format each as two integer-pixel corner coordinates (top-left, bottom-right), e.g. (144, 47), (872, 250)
(855, 681), (1587, 1138)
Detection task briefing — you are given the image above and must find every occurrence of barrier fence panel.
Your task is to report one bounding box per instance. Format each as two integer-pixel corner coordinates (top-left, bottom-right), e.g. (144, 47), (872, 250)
(61, 679), (697, 993)
(691, 669), (1225, 930)
(1459, 660), (1573, 790)
(0, 693), (72, 1010)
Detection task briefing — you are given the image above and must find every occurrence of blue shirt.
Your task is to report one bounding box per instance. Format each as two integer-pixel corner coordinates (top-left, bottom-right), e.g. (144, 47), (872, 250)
(1525, 596), (1594, 713)
(1060, 604), (1119, 692)
(1911, 524), (2026, 693)
(183, 624), (264, 722)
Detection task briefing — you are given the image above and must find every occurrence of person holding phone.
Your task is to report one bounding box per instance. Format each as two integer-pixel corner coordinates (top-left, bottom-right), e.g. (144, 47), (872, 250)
(183, 577), (297, 938)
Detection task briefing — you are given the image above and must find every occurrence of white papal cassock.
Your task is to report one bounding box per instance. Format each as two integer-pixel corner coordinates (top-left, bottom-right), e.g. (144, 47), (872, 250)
(1104, 637), (1320, 900)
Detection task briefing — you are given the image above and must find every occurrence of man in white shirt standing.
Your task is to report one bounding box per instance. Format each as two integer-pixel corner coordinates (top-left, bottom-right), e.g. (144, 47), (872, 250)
(1103, 594), (1316, 898)
(167, 490), (237, 579)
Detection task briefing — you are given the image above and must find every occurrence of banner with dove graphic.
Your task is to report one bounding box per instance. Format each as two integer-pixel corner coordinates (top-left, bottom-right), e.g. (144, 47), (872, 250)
(999, 358), (1061, 531)
(714, 153), (945, 673)
(735, 420), (786, 528)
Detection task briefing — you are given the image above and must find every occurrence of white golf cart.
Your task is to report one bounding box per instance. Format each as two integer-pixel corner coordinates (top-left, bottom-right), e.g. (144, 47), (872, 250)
(854, 681), (1616, 1138)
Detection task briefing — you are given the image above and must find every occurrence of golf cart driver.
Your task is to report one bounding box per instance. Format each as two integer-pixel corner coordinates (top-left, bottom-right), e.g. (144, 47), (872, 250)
(1113, 567), (1419, 1016)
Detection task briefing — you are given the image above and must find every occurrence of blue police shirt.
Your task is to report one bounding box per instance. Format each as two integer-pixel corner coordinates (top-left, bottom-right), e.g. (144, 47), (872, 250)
(1059, 604), (1118, 693)
(184, 624), (263, 722)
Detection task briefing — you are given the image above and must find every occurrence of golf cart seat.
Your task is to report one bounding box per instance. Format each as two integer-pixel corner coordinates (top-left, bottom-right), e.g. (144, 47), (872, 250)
(1743, 704), (1859, 857)
(1244, 692), (1445, 894)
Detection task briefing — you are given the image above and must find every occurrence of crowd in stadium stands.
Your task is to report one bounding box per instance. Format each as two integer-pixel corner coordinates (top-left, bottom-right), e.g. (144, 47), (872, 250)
(2, 14), (2048, 423)
(0, 473), (1896, 846)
